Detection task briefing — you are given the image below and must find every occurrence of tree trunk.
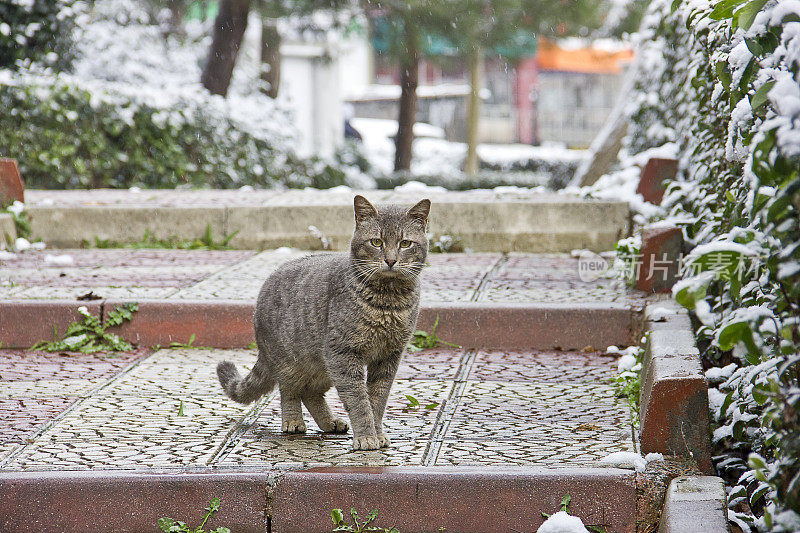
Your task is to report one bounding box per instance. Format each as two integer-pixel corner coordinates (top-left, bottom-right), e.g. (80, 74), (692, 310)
(394, 27), (419, 173)
(464, 45), (483, 175)
(260, 17), (281, 98)
(166, 0), (187, 38)
(201, 0), (252, 97)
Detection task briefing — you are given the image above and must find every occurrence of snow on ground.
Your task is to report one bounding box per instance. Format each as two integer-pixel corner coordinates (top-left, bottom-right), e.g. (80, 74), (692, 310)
(598, 451), (646, 471)
(351, 116), (585, 185)
(537, 511), (590, 533)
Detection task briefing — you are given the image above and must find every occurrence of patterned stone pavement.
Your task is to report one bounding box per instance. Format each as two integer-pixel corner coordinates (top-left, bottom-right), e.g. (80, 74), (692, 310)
(0, 249), (640, 305)
(0, 249), (641, 472)
(0, 346), (635, 471)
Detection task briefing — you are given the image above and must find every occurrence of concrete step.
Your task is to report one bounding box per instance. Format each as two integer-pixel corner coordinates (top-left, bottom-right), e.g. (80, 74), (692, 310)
(22, 189), (630, 252)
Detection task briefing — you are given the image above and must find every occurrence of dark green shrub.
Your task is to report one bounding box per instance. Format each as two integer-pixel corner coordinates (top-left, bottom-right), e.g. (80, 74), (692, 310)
(0, 0), (81, 71)
(0, 72), (357, 189)
(618, 0), (800, 529)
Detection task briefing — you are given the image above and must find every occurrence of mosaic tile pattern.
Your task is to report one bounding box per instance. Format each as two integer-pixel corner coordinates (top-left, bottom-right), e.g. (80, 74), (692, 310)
(3, 348), (261, 470)
(0, 250), (255, 300)
(0, 248), (642, 471)
(0, 349), (146, 467)
(2, 346), (634, 471)
(0, 250), (644, 305)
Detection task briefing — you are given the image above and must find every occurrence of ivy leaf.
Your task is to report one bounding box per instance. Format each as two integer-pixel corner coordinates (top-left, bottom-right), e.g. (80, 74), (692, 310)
(717, 320), (751, 351)
(733, 0), (769, 30)
(751, 80), (776, 109)
(709, 0), (748, 20)
(715, 61), (732, 90)
(744, 38), (762, 56)
(157, 518), (174, 533)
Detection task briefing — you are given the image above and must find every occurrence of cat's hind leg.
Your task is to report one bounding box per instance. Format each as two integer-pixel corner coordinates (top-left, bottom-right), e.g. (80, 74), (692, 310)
(302, 393), (349, 433)
(279, 387), (307, 433)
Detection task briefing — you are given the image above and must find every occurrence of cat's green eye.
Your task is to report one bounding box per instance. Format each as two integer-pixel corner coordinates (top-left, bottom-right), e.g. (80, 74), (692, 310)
(369, 238), (383, 247)
(399, 239), (413, 248)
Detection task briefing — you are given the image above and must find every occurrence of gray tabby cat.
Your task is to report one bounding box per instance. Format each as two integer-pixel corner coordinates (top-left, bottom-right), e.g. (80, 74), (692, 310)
(217, 195), (430, 451)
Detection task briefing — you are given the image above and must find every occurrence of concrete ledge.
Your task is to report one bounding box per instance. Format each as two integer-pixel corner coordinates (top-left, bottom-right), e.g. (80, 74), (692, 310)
(26, 198), (630, 252)
(28, 206), (227, 248)
(658, 476), (729, 533)
(271, 467), (637, 533)
(0, 471), (268, 533)
(0, 300), (637, 351)
(639, 300), (713, 472)
(0, 213), (16, 243)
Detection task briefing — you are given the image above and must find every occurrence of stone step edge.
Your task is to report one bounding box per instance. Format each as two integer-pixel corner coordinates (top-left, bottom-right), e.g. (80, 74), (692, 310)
(657, 476), (729, 533)
(0, 299), (639, 351)
(0, 467), (637, 533)
(25, 200), (631, 252)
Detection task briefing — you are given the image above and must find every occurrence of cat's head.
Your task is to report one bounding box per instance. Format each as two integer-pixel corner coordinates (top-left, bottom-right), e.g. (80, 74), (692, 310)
(350, 195), (430, 280)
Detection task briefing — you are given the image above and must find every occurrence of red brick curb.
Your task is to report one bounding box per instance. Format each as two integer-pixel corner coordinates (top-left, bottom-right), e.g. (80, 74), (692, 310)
(639, 300), (713, 473)
(0, 471), (268, 533)
(0, 158), (24, 204)
(0, 467), (636, 533)
(271, 466), (636, 533)
(0, 300), (639, 351)
(637, 157), (678, 205)
(636, 225), (683, 294)
(0, 300), (104, 348)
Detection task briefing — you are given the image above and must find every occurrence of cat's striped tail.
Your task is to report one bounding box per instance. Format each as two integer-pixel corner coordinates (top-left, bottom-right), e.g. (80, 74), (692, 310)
(216, 360), (275, 404)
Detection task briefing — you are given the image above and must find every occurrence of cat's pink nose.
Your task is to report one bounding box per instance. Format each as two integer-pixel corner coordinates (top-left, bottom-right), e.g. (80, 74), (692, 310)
(385, 259), (396, 268)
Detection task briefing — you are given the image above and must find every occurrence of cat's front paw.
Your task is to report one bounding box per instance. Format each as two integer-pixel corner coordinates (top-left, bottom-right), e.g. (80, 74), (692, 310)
(318, 417), (349, 433)
(352, 435), (380, 451)
(376, 433), (391, 448)
(281, 419), (307, 434)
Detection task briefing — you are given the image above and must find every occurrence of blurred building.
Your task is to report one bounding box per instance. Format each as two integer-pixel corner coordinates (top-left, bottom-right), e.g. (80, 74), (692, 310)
(345, 35), (633, 148)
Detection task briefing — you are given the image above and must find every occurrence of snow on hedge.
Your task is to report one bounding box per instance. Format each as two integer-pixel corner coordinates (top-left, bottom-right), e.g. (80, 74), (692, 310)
(601, 0), (800, 529)
(0, 0), (372, 190)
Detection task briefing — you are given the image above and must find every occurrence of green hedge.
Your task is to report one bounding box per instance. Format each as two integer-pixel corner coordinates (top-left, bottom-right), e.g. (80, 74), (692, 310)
(622, 0), (800, 530)
(0, 73), (353, 189)
(0, 0), (80, 71)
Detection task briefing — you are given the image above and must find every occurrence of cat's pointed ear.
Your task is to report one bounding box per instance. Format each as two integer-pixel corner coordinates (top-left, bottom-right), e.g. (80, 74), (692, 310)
(406, 199), (431, 226)
(354, 195), (378, 224)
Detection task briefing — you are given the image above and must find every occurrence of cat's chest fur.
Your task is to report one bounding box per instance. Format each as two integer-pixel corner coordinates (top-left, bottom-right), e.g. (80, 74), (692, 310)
(347, 286), (418, 359)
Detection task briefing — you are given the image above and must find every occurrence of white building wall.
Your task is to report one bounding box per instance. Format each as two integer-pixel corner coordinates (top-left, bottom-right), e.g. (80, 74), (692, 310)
(278, 43), (343, 158)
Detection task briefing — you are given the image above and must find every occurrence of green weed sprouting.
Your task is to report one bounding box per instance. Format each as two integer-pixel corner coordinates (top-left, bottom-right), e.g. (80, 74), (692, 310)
(87, 224), (238, 251)
(541, 494), (607, 533)
(158, 497), (230, 533)
(331, 508), (399, 533)
(612, 339), (646, 429)
(402, 394), (440, 412)
(32, 303), (138, 353)
(407, 316), (460, 353)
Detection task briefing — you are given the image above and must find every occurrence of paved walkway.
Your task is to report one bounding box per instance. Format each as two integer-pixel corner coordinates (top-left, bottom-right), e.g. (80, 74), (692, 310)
(0, 346), (633, 472)
(0, 250), (638, 305)
(0, 250), (642, 473)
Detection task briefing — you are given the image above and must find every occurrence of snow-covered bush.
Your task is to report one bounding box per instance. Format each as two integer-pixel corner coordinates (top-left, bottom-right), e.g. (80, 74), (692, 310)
(0, 0), (368, 190)
(613, 0), (800, 530)
(0, 0), (82, 71)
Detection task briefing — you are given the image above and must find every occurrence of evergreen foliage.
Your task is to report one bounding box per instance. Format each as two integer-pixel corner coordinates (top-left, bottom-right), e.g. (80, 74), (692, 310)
(0, 0), (82, 71)
(620, 0), (800, 529)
